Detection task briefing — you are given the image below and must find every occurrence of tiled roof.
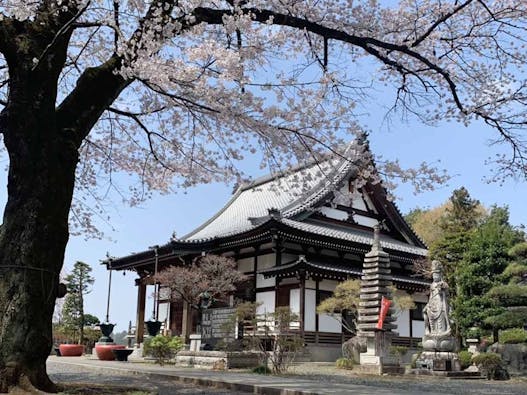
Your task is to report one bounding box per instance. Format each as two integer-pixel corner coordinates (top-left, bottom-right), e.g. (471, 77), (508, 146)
(182, 142), (363, 241)
(280, 218), (428, 256)
(259, 256), (361, 279)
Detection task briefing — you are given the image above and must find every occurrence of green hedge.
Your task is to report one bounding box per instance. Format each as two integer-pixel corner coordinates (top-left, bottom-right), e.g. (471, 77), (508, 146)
(335, 357), (354, 370)
(500, 328), (527, 344)
(458, 350), (473, 370)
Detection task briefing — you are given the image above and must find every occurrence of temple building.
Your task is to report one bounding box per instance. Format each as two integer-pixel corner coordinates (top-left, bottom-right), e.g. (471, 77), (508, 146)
(105, 142), (430, 360)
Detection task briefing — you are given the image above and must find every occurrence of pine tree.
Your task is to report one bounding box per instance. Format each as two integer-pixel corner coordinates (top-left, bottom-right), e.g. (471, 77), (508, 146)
(482, 242), (527, 341)
(430, 187), (485, 294)
(454, 207), (523, 338)
(62, 261), (95, 345)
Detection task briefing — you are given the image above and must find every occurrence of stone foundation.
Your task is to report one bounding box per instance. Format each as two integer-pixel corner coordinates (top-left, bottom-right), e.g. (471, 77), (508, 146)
(416, 351), (461, 372)
(175, 351), (259, 370)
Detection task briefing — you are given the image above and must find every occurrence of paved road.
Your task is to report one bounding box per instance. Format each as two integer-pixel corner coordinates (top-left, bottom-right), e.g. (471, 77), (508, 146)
(47, 357), (527, 395)
(47, 361), (249, 394)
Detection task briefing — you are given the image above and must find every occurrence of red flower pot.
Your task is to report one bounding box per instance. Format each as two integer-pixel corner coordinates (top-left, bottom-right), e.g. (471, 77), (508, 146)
(59, 344), (84, 357)
(95, 344), (125, 361)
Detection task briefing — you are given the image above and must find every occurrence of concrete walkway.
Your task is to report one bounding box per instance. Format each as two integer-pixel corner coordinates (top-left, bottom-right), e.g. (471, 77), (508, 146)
(47, 356), (523, 395)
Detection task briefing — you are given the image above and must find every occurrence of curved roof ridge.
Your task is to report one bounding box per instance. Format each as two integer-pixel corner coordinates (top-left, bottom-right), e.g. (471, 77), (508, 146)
(180, 187), (244, 240)
(180, 139), (368, 242)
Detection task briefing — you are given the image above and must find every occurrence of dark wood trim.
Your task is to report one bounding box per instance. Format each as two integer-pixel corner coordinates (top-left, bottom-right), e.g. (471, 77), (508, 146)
(253, 251), (258, 302)
(315, 278), (320, 334)
(300, 274), (305, 338)
(256, 286), (277, 293)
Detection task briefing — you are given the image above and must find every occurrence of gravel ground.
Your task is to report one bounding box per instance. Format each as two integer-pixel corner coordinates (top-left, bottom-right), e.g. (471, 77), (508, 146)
(47, 361), (249, 395)
(286, 363), (527, 395)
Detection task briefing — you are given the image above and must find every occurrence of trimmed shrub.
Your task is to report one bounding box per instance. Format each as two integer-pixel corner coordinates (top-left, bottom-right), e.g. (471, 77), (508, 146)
(458, 350), (473, 370)
(335, 357), (354, 370)
(499, 328), (527, 344)
(252, 365), (272, 375)
(143, 335), (184, 365)
(472, 353), (508, 380)
(390, 346), (408, 357)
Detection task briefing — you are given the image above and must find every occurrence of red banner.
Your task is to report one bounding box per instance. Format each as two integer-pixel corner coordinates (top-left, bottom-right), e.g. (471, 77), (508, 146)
(376, 296), (392, 329)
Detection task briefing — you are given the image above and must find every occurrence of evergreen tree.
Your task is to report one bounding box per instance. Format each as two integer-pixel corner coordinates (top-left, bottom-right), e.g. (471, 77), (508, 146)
(62, 261), (95, 344)
(454, 207), (523, 338)
(482, 242), (527, 340)
(430, 187), (484, 294)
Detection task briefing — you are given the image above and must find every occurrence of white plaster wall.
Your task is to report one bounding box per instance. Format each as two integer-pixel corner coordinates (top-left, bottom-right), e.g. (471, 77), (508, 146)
(319, 313), (342, 333)
(256, 254), (276, 288)
(319, 206), (348, 221)
(351, 195), (367, 211)
(362, 193), (378, 213)
(305, 289), (316, 331)
(354, 214), (379, 228)
(290, 289), (300, 314)
(256, 291), (275, 315)
(305, 279), (316, 289)
(395, 309), (410, 337)
(237, 257), (254, 273)
(289, 288), (300, 329)
(412, 320), (425, 338)
(319, 279), (338, 292)
(158, 302), (169, 323)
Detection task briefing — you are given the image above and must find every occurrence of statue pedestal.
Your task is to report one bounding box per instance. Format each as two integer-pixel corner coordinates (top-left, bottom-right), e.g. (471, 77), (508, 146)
(422, 334), (457, 352)
(416, 351), (461, 372)
(358, 331), (402, 374)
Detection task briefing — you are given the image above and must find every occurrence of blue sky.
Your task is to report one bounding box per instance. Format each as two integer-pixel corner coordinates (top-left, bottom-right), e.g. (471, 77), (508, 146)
(55, 115), (526, 335)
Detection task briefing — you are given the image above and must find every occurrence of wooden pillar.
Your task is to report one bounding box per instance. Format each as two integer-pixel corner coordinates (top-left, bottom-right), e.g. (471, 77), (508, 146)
(135, 280), (146, 345)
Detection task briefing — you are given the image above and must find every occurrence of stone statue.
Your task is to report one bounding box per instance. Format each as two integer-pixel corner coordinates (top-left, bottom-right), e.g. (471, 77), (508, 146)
(423, 260), (451, 336)
(422, 260), (456, 352)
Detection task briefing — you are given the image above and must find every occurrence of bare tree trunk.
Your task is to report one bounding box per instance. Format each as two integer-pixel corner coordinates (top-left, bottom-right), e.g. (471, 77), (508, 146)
(0, 41), (78, 392)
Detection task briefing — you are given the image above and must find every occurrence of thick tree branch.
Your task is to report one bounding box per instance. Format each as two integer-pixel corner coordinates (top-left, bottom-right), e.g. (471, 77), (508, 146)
(56, 55), (130, 148)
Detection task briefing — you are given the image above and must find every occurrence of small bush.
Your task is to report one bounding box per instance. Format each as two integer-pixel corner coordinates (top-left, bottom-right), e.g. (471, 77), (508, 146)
(410, 351), (422, 369)
(143, 335), (184, 365)
(390, 346), (408, 357)
(252, 365), (272, 375)
(499, 328), (527, 344)
(458, 350), (473, 370)
(465, 327), (482, 340)
(472, 353), (505, 380)
(335, 357), (354, 370)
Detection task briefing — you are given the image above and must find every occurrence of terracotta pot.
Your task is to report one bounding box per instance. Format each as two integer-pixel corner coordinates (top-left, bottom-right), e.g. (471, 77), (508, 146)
(95, 344), (125, 361)
(59, 344), (84, 357)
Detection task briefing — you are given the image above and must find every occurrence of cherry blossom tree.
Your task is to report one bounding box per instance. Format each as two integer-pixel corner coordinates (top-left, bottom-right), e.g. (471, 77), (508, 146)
(154, 255), (246, 310)
(1, 0), (527, 392)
